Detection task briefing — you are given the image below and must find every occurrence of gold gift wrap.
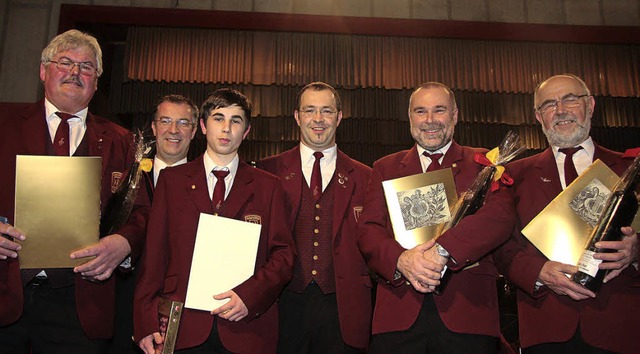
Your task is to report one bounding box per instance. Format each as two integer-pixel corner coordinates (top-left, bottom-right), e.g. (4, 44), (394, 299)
(383, 168), (458, 249)
(15, 155), (101, 269)
(523, 159), (639, 266)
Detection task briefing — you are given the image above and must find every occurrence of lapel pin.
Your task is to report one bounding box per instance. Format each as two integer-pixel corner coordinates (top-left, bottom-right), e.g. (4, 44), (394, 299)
(191, 185), (196, 189)
(540, 177), (551, 183)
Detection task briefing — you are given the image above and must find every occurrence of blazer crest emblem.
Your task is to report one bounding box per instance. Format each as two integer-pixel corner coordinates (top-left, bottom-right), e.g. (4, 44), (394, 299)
(244, 214), (262, 224)
(353, 206), (363, 222)
(111, 171), (123, 193)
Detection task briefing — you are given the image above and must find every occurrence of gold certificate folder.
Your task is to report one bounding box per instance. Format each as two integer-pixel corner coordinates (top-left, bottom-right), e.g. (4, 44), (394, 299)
(383, 168), (458, 249)
(522, 159), (638, 266)
(15, 155), (101, 269)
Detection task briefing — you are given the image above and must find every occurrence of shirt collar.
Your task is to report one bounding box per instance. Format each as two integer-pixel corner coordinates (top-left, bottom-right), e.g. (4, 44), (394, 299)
(416, 140), (453, 159)
(155, 156), (188, 169)
(203, 152), (239, 177)
(299, 143), (338, 167)
(44, 98), (88, 124)
(551, 136), (595, 159)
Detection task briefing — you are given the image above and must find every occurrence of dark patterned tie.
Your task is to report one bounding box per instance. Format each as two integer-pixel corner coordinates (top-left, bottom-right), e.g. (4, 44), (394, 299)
(311, 151), (324, 200)
(424, 152), (443, 172)
(559, 147), (583, 186)
(211, 170), (230, 211)
(53, 112), (75, 156)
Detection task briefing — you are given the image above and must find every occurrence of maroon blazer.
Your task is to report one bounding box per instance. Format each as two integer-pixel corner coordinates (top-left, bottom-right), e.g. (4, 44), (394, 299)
(133, 156), (295, 353)
(0, 101), (149, 338)
(488, 145), (640, 353)
(257, 146), (373, 349)
(357, 141), (505, 337)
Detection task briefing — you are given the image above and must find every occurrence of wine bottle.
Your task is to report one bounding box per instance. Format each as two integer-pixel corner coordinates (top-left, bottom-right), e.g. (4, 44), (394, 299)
(571, 153), (640, 294)
(433, 166), (496, 295)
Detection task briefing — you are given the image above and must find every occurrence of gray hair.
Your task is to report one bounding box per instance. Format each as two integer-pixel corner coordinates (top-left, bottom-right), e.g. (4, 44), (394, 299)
(533, 74), (591, 110)
(41, 29), (103, 77)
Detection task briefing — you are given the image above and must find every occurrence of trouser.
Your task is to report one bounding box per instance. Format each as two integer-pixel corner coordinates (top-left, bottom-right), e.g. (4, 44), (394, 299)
(278, 283), (361, 354)
(0, 277), (108, 354)
(369, 294), (498, 354)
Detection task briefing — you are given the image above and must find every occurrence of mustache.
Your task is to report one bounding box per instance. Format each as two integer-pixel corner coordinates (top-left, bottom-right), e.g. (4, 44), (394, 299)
(551, 113), (576, 124)
(419, 122), (445, 131)
(63, 75), (83, 87)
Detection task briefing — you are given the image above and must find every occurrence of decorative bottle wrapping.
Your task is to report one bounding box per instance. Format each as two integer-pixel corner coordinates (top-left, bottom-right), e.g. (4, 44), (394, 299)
(433, 166), (496, 295)
(434, 131), (526, 295)
(571, 153), (640, 294)
(100, 133), (153, 236)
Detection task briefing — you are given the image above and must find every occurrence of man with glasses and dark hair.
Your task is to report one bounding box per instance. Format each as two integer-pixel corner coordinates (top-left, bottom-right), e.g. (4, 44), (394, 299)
(258, 82), (372, 353)
(0, 30), (149, 353)
(134, 88), (295, 354)
(110, 94), (199, 354)
(150, 94), (199, 187)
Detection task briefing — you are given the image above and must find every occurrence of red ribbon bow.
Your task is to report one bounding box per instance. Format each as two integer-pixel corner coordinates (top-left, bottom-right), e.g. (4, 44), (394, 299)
(473, 153), (514, 191)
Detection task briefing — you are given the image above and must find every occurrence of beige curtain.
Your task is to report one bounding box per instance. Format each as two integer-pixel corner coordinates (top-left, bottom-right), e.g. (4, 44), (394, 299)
(118, 26), (640, 165)
(126, 27), (640, 96)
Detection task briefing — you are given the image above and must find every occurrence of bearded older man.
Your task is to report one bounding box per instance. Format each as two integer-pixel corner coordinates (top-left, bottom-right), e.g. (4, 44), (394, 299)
(357, 82), (513, 353)
(429, 74), (639, 354)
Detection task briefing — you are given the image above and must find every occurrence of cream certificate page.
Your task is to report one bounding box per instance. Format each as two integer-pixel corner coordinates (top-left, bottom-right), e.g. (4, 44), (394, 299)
(185, 213), (261, 312)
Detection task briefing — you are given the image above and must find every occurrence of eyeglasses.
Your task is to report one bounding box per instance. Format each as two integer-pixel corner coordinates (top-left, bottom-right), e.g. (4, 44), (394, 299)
(536, 94), (589, 115)
(48, 58), (97, 76)
(300, 107), (338, 118)
(155, 117), (196, 130)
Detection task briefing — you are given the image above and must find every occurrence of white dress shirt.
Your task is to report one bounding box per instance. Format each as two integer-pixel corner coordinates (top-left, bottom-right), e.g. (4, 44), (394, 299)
(300, 143), (337, 192)
(203, 152), (239, 201)
(416, 140), (453, 173)
(44, 99), (88, 156)
(552, 137), (595, 190)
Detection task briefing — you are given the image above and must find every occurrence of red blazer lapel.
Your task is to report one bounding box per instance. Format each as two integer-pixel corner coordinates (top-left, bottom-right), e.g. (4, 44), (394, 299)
(399, 145), (423, 177)
(224, 161), (255, 219)
(184, 156), (215, 215)
(332, 150), (355, 239)
(443, 141), (464, 179)
(594, 143), (624, 172)
(86, 113), (113, 179)
(20, 102), (48, 155)
(279, 146), (304, 225)
(534, 148), (563, 200)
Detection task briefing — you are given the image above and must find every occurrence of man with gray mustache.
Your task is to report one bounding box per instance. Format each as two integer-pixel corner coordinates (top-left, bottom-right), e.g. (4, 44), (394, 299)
(0, 29), (149, 353)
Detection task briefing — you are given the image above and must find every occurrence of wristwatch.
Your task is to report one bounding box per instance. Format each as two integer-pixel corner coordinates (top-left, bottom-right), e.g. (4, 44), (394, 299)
(435, 243), (450, 257)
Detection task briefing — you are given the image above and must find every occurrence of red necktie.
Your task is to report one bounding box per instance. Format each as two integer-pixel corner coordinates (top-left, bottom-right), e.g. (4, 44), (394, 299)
(211, 170), (230, 211)
(424, 152), (443, 172)
(559, 147), (582, 186)
(53, 112), (74, 156)
(311, 151), (324, 200)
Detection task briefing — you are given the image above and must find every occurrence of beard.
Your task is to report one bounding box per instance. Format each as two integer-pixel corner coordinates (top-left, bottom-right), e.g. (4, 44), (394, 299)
(411, 122), (453, 151)
(542, 113), (591, 148)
